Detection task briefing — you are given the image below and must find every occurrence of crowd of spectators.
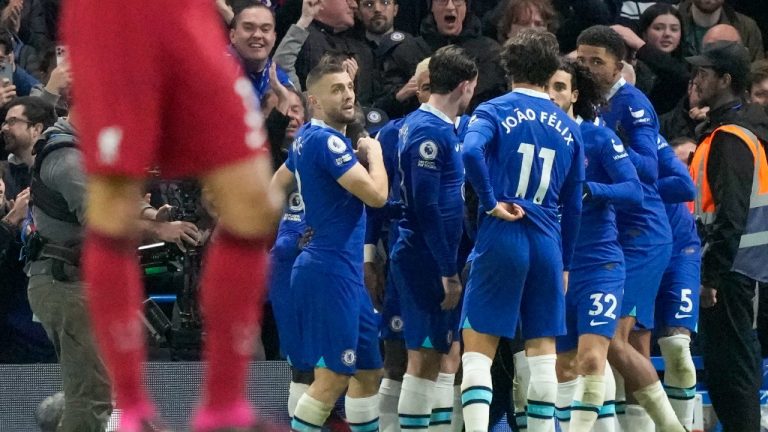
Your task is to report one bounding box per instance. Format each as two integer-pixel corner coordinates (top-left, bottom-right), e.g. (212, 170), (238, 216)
(1, 0), (767, 364)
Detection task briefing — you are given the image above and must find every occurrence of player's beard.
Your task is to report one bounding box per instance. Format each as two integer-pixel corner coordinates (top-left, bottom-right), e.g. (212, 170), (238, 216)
(328, 104), (357, 126)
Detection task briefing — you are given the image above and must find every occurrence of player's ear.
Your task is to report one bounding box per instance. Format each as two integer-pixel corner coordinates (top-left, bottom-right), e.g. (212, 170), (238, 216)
(571, 89), (579, 105)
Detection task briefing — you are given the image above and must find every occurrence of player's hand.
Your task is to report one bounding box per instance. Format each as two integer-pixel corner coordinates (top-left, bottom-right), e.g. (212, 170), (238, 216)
(441, 274), (463, 310)
(364, 261), (385, 310)
(342, 57), (359, 80)
(298, 0), (323, 29)
(488, 202), (525, 222)
(396, 77), (418, 102)
(356, 137), (383, 167)
(700, 285), (717, 308)
(0, 79), (17, 104)
(44, 63), (72, 96)
(297, 227), (314, 250)
(156, 221), (201, 252)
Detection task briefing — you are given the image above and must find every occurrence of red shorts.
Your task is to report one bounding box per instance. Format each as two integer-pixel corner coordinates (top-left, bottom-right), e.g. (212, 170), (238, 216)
(61, 0), (268, 179)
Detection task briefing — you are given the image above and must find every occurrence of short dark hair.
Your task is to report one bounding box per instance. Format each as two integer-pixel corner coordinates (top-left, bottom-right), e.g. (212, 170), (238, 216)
(230, 1), (275, 29)
(428, 45), (478, 94)
(501, 29), (559, 87)
(306, 63), (348, 91)
(557, 58), (603, 121)
(577, 25), (627, 62)
(669, 136), (696, 148)
(4, 97), (56, 130)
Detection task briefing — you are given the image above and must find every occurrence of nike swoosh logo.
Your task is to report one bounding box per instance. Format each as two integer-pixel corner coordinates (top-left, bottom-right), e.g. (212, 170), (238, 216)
(590, 320), (609, 326)
(675, 313), (692, 319)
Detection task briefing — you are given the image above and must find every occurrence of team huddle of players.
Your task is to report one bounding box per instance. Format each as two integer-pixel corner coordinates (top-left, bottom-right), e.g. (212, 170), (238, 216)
(269, 25), (698, 432)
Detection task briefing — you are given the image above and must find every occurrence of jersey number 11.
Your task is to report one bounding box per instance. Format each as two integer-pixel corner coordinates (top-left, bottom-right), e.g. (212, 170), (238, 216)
(516, 143), (555, 205)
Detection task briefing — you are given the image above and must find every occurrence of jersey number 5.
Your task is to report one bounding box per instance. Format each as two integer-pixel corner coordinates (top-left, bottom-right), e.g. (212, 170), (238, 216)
(516, 143), (555, 204)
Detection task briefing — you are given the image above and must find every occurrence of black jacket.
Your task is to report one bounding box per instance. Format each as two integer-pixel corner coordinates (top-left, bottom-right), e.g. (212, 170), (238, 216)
(697, 100), (768, 289)
(634, 44), (690, 116)
(660, 95), (701, 142)
(380, 14), (506, 118)
(294, 21), (376, 106)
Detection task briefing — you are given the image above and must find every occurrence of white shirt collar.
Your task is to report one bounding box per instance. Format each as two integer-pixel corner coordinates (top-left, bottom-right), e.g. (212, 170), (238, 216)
(310, 118), (333, 129)
(512, 87), (550, 100)
(606, 77), (627, 101)
(419, 103), (455, 125)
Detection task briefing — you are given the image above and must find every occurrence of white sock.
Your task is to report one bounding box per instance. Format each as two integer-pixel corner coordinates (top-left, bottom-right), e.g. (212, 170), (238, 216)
(555, 378), (579, 432)
(570, 375), (605, 432)
(625, 404), (654, 432)
(379, 378), (402, 432)
(399, 374), (436, 431)
(461, 352), (493, 432)
(292, 393), (333, 432)
(346, 394), (381, 432)
(593, 365), (616, 432)
(633, 381), (685, 432)
(512, 351), (530, 431)
(613, 367), (626, 431)
(451, 385), (463, 432)
(526, 354), (558, 432)
(658, 335), (696, 430)
(288, 381), (310, 418)
(429, 373), (455, 432)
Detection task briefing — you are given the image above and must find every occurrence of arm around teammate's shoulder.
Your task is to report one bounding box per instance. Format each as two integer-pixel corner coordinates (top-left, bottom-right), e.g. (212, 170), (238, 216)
(337, 137), (388, 208)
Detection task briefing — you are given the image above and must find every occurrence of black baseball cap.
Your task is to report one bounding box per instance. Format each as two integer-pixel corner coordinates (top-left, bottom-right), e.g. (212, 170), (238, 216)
(685, 40), (749, 71)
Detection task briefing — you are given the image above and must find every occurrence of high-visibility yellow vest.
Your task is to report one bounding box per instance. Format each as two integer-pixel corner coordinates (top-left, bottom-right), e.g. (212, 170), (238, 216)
(689, 124), (768, 283)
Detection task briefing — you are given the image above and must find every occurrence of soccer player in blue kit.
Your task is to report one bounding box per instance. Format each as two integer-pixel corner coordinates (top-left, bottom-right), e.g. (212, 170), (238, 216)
(389, 45), (478, 432)
(655, 136), (700, 430)
(547, 60), (642, 432)
(270, 62), (389, 432)
(576, 25), (685, 432)
(460, 29), (585, 432)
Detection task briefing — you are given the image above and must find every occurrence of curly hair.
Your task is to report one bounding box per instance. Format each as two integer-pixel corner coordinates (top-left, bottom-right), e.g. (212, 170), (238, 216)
(557, 58), (604, 121)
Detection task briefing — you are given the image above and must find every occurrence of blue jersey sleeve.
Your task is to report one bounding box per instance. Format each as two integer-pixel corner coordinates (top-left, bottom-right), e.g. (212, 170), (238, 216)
(618, 95), (659, 183)
(320, 132), (358, 179)
(462, 108), (498, 212)
(587, 134), (643, 207)
(560, 137), (585, 270)
(657, 143), (696, 203)
(410, 138), (457, 277)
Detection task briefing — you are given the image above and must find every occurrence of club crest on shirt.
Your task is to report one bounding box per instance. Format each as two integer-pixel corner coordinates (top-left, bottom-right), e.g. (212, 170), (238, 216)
(341, 349), (357, 366)
(390, 316), (404, 332)
(328, 135), (347, 154)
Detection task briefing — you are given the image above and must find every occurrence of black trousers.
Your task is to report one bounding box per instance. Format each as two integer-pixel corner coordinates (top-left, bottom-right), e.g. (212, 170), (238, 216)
(701, 272), (762, 432)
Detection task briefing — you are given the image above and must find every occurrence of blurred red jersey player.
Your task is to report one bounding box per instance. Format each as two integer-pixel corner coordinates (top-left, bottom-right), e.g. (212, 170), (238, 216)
(60, 0), (282, 431)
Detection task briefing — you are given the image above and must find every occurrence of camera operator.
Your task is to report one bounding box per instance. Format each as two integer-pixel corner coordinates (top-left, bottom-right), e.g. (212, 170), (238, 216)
(24, 110), (114, 431)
